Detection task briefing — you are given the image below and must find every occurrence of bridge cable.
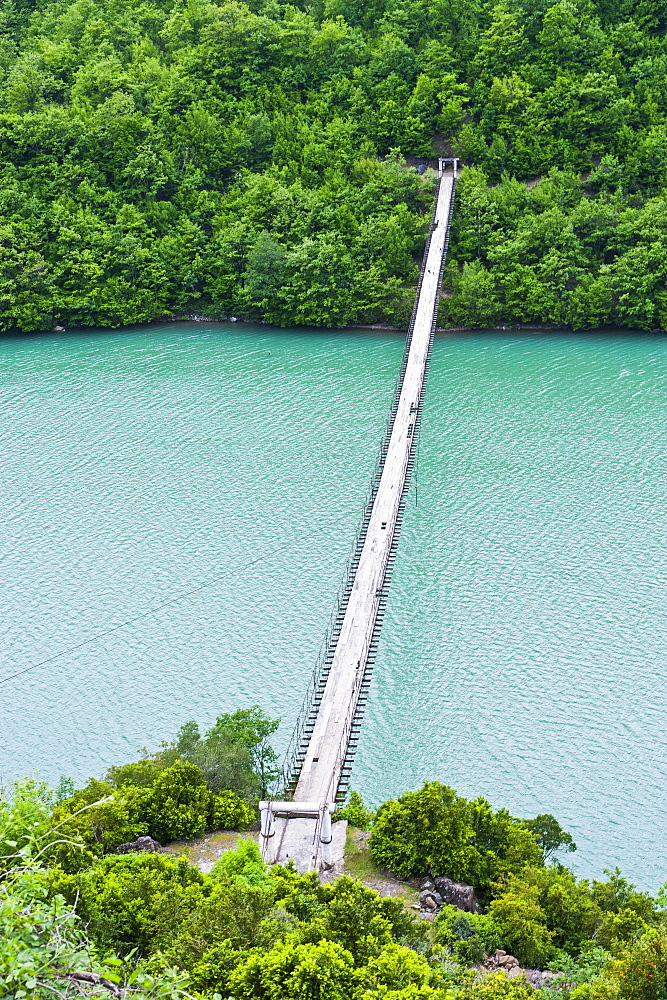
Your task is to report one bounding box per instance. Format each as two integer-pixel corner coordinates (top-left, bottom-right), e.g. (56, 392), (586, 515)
(0, 548), (284, 688)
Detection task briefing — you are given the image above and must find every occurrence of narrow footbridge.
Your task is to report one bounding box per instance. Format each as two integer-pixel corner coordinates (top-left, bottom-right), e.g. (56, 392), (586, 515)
(260, 159), (458, 871)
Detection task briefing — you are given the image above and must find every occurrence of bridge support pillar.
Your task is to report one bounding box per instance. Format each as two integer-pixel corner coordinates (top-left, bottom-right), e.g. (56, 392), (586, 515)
(259, 803), (276, 864)
(319, 803), (334, 869)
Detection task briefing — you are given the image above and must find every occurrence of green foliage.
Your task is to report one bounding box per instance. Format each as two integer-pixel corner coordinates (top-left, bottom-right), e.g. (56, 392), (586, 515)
(145, 761), (213, 843)
(336, 791), (375, 830)
(571, 930), (667, 999)
(51, 777), (149, 862)
(0, 780), (54, 876)
(47, 852), (208, 954)
(229, 937), (357, 1000)
(523, 814), (577, 862)
(0, 868), (192, 999)
(211, 839), (273, 889)
(368, 782), (542, 888)
(3, 0), (667, 330)
(487, 877), (554, 967)
(160, 705), (280, 798)
(211, 790), (255, 831)
(434, 906), (502, 964)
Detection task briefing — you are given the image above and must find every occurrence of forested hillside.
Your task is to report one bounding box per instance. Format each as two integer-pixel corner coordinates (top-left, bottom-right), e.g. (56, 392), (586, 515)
(3, 0), (667, 331)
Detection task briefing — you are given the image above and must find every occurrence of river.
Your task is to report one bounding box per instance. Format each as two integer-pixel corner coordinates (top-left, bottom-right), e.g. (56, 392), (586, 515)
(1, 323), (666, 890)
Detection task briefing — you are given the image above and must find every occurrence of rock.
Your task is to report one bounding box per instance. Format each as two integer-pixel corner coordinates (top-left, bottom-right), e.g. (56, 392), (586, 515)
(416, 163), (427, 175)
(230, 316), (239, 322)
(419, 878), (435, 891)
(52, 325), (65, 332)
(498, 955), (519, 969)
(432, 891), (444, 906)
(507, 966), (525, 980)
(419, 892), (437, 911)
(434, 876), (482, 913)
(524, 969), (554, 987)
(494, 951), (507, 962)
(116, 835), (162, 854)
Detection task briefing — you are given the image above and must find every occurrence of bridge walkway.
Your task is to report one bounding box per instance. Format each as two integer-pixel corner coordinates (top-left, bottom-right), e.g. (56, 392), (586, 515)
(261, 162), (457, 871)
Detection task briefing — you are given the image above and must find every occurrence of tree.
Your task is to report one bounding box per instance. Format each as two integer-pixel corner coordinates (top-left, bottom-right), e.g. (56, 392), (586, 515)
(1, 868), (192, 999)
(160, 707), (280, 798)
(335, 791), (375, 830)
(369, 783), (473, 880)
(523, 814), (577, 862)
(573, 930), (667, 999)
(487, 879), (553, 968)
(48, 853), (208, 955)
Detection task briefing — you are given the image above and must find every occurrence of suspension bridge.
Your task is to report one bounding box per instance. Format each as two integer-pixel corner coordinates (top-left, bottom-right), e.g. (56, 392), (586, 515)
(260, 158), (458, 871)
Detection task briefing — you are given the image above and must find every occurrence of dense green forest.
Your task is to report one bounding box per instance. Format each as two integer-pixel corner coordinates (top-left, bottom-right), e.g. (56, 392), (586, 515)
(4, 0), (667, 332)
(3, 709), (667, 998)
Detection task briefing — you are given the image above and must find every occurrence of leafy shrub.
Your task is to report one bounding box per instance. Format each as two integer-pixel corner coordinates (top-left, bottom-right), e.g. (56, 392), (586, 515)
(144, 761), (213, 843)
(47, 853), (208, 954)
(368, 783), (542, 889)
(0, 780), (55, 876)
(211, 839), (271, 888)
(435, 906), (502, 964)
(229, 937), (357, 1000)
(1, 868), (191, 1000)
(107, 759), (164, 788)
(50, 779), (150, 867)
(210, 790), (255, 831)
(487, 877), (554, 968)
(335, 791), (375, 830)
(571, 930), (667, 1000)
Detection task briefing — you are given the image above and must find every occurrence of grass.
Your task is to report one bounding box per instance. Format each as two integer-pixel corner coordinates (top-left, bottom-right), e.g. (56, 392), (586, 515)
(343, 827), (420, 907)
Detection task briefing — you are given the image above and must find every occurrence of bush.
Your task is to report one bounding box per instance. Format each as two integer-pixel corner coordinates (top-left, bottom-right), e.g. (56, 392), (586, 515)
(368, 783), (542, 889)
(435, 906), (502, 964)
(211, 839), (271, 888)
(335, 792), (375, 830)
(144, 761), (213, 844)
(50, 779), (150, 865)
(487, 878), (554, 968)
(210, 790), (255, 831)
(46, 853), (208, 954)
(571, 930), (667, 1000)
(229, 938), (357, 1000)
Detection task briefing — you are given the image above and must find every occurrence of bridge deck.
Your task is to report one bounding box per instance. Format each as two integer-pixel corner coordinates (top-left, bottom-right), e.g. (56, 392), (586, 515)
(263, 167), (456, 869)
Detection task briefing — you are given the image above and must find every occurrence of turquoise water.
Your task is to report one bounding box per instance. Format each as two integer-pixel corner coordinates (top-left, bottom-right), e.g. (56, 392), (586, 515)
(1, 324), (666, 890)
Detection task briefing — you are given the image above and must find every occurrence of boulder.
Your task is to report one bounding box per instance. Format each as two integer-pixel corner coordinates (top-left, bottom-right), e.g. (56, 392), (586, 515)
(524, 969), (556, 988)
(116, 835), (162, 854)
(434, 876), (482, 913)
(498, 955), (519, 969)
(507, 966), (525, 980)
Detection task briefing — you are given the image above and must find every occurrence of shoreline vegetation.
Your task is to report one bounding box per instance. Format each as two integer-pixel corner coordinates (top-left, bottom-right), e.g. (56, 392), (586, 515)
(4, 0), (667, 334)
(2, 708), (666, 998)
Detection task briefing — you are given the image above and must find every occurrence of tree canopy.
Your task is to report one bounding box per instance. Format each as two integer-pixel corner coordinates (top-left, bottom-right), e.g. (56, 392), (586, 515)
(2, 0), (667, 331)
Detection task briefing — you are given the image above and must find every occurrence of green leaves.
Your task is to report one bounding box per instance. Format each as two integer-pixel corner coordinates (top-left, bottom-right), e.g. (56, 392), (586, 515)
(368, 782), (543, 889)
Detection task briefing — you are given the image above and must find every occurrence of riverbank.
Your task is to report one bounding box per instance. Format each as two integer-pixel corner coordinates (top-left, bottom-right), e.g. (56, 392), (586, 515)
(22, 313), (662, 338)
